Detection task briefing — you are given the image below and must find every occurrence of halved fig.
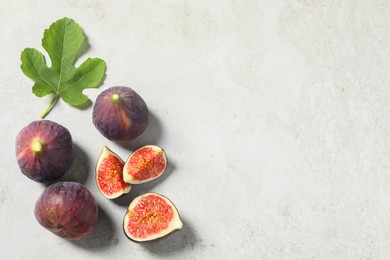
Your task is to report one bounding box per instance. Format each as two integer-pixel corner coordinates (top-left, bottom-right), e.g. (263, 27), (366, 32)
(96, 146), (131, 199)
(123, 145), (167, 184)
(123, 193), (183, 242)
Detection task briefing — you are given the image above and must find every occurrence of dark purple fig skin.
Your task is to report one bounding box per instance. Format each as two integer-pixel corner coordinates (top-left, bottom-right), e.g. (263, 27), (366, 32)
(92, 86), (148, 141)
(34, 182), (98, 240)
(15, 120), (73, 183)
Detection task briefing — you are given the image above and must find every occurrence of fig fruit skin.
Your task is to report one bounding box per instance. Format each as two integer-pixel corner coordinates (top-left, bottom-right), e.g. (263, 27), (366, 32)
(96, 146), (131, 199)
(34, 181), (98, 240)
(123, 193), (183, 242)
(123, 145), (167, 184)
(15, 120), (73, 183)
(92, 86), (149, 141)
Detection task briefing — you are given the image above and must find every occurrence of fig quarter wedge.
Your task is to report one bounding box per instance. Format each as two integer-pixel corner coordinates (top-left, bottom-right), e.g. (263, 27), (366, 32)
(123, 145), (167, 184)
(96, 146), (131, 199)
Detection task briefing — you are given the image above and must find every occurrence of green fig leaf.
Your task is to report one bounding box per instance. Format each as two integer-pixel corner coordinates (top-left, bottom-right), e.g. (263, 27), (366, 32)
(21, 17), (106, 118)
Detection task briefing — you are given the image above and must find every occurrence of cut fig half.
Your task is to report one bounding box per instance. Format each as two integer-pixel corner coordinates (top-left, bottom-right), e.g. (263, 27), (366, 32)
(123, 145), (167, 184)
(96, 146), (131, 199)
(123, 193), (183, 242)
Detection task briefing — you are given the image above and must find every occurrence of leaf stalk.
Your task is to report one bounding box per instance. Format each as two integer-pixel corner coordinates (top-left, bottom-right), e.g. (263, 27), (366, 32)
(40, 95), (60, 119)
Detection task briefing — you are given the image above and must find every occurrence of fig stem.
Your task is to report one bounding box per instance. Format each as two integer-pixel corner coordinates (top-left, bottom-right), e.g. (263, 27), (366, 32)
(40, 94), (60, 119)
(111, 93), (121, 104)
(31, 139), (43, 154)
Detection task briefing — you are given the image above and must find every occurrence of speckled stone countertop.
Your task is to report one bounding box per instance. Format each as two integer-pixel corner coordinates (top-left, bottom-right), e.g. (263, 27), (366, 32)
(1, 1), (390, 259)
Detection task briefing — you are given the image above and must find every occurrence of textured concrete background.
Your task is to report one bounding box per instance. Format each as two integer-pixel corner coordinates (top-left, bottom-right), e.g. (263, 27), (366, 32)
(1, 0), (390, 259)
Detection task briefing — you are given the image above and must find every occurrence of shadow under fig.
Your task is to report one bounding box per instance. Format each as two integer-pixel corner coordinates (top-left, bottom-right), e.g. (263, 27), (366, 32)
(69, 205), (118, 251)
(115, 111), (163, 151)
(60, 143), (91, 185)
(41, 143), (90, 187)
(112, 161), (175, 207)
(142, 218), (199, 256)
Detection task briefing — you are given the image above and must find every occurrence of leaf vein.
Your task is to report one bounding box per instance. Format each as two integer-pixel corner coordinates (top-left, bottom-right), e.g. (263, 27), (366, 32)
(56, 20), (67, 93)
(20, 17), (106, 118)
(59, 63), (102, 93)
(27, 53), (56, 92)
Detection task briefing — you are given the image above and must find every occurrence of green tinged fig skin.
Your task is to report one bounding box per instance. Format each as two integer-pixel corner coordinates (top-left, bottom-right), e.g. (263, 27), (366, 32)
(15, 120), (73, 183)
(92, 86), (149, 141)
(123, 222), (182, 244)
(34, 182), (98, 240)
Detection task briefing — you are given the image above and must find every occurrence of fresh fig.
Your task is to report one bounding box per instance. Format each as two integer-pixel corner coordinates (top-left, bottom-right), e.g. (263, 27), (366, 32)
(15, 120), (73, 183)
(123, 193), (183, 242)
(34, 181), (98, 240)
(123, 145), (167, 184)
(96, 146), (131, 199)
(92, 86), (149, 141)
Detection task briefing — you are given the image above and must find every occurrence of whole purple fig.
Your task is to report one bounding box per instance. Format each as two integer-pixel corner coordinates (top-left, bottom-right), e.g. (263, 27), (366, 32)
(92, 86), (148, 141)
(15, 120), (73, 183)
(34, 182), (98, 240)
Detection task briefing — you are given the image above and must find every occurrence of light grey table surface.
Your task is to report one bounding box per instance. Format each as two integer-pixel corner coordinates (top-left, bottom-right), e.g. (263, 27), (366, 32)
(1, 1), (390, 259)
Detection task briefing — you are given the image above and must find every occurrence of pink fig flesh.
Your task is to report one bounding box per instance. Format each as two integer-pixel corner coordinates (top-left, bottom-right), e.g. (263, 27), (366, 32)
(123, 145), (167, 184)
(123, 193), (183, 242)
(96, 146), (131, 199)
